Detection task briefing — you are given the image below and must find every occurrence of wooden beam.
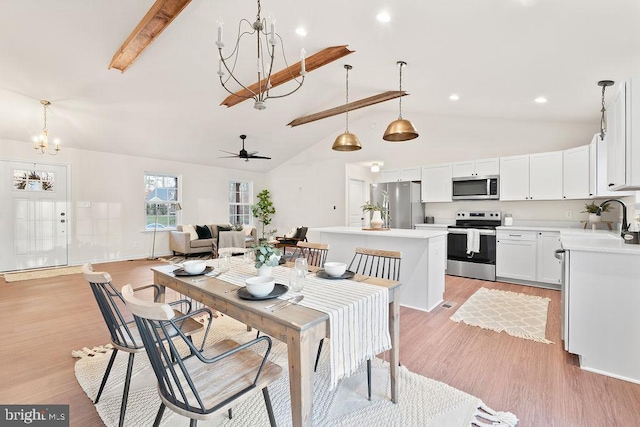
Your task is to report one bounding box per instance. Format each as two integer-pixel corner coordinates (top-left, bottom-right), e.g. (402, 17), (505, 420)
(220, 45), (354, 108)
(287, 91), (408, 127)
(109, 0), (192, 73)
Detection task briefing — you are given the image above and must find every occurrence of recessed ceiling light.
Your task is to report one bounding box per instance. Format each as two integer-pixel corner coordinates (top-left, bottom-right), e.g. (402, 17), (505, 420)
(295, 27), (307, 37)
(535, 96), (548, 104)
(376, 12), (391, 23)
(449, 94), (460, 101)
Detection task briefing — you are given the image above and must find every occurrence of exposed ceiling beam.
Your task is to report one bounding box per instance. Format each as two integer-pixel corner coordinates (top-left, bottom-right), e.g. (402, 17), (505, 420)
(109, 0), (192, 73)
(220, 45), (354, 108)
(287, 91), (408, 127)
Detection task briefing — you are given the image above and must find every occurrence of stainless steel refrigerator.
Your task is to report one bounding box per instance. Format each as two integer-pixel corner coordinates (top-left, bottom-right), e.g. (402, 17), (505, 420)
(370, 181), (424, 229)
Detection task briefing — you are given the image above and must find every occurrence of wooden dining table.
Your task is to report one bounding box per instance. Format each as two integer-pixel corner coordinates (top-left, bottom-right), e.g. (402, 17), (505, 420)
(152, 263), (402, 427)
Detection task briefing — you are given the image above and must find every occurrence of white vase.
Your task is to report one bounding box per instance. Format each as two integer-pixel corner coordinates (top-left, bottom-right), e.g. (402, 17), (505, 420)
(370, 211), (384, 229)
(588, 213), (601, 223)
(257, 265), (273, 277)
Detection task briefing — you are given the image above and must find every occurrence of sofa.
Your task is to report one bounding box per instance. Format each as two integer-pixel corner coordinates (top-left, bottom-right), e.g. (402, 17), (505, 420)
(169, 224), (257, 256)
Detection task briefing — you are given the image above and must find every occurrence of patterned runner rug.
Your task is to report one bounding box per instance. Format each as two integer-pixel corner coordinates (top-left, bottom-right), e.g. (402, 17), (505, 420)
(450, 287), (552, 344)
(73, 314), (518, 426)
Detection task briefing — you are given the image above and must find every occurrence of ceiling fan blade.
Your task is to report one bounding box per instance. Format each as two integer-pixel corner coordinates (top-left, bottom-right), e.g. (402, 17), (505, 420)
(220, 150), (239, 155)
(247, 151), (258, 156)
(218, 155), (240, 158)
(248, 155), (272, 160)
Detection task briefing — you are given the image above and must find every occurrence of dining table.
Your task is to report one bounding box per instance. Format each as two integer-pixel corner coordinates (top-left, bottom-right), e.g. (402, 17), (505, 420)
(151, 260), (402, 427)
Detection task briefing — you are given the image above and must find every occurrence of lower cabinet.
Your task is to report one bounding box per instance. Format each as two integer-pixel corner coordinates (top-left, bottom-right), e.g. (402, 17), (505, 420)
(496, 230), (561, 288)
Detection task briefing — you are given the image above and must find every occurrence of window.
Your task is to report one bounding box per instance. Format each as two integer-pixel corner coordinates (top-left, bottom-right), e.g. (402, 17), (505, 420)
(144, 173), (179, 230)
(228, 181), (252, 226)
(13, 170), (55, 192)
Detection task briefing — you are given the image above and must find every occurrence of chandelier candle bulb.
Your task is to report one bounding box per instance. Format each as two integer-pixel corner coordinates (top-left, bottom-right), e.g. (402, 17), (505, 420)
(301, 49), (306, 74)
(216, 20), (223, 47)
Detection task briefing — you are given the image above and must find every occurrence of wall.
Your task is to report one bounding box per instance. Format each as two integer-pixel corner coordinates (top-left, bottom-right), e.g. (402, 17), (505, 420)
(1, 138), (263, 266)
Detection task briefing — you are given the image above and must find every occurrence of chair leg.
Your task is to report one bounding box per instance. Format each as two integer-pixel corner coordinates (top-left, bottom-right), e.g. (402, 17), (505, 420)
(190, 419), (198, 427)
(314, 338), (324, 372)
(118, 353), (135, 427)
(94, 348), (118, 403)
(263, 387), (277, 427)
(367, 359), (372, 401)
(256, 330), (260, 339)
(228, 408), (233, 419)
(153, 404), (165, 427)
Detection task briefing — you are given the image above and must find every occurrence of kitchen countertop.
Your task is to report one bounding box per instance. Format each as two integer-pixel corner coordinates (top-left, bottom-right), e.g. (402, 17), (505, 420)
(414, 223), (453, 228)
(313, 226), (447, 239)
(560, 230), (640, 254)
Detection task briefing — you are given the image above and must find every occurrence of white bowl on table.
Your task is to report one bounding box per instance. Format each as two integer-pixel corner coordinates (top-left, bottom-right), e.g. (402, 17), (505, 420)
(183, 260), (206, 275)
(323, 262), (346, 277)
(245, 276), (276, 297)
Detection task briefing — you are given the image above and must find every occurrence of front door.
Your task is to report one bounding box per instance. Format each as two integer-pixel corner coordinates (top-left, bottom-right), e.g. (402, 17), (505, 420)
(0, 160), (68, 272)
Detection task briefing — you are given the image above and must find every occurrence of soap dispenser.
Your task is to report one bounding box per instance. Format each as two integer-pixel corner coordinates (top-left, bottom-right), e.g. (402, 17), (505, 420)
(504, 212), (513, 226)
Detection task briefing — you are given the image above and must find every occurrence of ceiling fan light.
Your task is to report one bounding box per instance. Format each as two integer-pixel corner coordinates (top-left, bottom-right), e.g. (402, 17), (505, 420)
(383, 118), (419, 142)
(332, 132), (362, 151)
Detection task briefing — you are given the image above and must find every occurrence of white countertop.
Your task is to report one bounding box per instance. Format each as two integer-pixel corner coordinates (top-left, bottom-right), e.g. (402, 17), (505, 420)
(313, 226), (447, 239)
(559, 229), (640, 254)
(414, 223), (452, 229)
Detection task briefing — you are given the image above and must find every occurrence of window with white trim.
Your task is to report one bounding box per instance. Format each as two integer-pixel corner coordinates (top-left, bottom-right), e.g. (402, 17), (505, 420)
(144, 172), (180, 230)
(228, 181), (252, 226)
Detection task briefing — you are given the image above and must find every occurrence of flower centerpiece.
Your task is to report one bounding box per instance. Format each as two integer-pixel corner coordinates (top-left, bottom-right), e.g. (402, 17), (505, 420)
(582, 202), (611, 223)
(253, 242), (282, 276)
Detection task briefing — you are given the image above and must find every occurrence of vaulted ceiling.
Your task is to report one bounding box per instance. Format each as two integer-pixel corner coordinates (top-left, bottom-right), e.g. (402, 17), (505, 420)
(1, 0), (640, 172)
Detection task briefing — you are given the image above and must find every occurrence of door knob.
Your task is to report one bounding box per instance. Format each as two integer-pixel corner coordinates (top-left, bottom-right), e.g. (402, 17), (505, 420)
(60, 219), (66, 223)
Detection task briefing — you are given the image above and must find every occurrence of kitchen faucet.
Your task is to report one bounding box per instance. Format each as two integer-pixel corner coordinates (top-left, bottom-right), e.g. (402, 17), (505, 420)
(596, 199), (629, 237)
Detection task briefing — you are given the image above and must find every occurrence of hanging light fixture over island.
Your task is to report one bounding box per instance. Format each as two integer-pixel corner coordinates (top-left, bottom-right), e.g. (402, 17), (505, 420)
(383, 61), (419, 142)
(332, 64), (362, 151)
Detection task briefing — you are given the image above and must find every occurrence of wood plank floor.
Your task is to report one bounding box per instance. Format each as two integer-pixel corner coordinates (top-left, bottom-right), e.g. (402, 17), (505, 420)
(1, 261), (639, 426)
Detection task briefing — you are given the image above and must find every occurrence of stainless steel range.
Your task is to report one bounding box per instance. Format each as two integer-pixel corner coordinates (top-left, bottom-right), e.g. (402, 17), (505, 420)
(447, 210), (501, 281)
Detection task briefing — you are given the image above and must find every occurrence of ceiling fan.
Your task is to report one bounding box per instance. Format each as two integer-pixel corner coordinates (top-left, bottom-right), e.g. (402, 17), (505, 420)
(219, 135), (271, 162)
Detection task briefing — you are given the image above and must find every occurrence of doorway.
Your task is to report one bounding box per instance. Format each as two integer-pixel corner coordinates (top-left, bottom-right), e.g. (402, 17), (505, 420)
(347, 178), (365, 227)
(0, 160), (69, 272)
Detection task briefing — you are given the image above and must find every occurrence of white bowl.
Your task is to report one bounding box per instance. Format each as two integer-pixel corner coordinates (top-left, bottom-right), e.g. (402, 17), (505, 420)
(183, 260), (206, 275)
(245, 276), (276, 297)
(324, 262), (346, 277)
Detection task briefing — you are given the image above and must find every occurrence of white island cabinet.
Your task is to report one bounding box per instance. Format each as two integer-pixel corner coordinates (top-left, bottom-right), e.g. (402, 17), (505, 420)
(313, 227), (447, 312)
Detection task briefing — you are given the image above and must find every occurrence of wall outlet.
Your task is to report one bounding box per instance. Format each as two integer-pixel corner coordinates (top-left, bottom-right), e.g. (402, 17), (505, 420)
(565, 210), (573, 218)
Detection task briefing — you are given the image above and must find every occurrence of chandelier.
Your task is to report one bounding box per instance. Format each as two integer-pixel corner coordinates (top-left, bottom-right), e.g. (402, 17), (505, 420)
(33, 100), (60, 155)
(216, 0), (306, 110)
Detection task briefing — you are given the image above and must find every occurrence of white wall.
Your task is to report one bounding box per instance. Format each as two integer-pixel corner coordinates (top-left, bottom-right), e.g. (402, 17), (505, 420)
(1, 138), (264, 265)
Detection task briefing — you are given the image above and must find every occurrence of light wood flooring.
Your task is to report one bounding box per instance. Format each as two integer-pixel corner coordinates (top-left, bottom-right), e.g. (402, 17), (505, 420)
(1, 260), (639, 426)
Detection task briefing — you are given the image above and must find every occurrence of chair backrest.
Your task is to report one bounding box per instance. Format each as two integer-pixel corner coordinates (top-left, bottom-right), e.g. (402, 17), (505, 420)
(292, 241), (329, 267)
(347, 247), (402, 281)
(81, 263), (144, 351)
(296, 226), (309, 242)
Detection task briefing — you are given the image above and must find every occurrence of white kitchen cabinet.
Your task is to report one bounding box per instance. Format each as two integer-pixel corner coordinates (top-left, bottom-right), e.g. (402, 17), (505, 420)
(380, 167), (421, 183)
(451, 158), (499, 177)
(499, 155), (530, 200)
(562, 145), (591, 199)
(536, 232), (561, 285)
(500, 153), (562, 201)
(606, 78), (640, 190)
(589, 134), (633, 198)
(420, 163), (452, 202)
(496, 230), (537, 281)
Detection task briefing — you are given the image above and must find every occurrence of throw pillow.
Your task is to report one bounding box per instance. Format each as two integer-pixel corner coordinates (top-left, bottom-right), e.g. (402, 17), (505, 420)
(284, 226), (298, 238)
(182, 224), (198, 241)
(195, 225), (212, 239)
(243, 225), (255, 237)
(217, 225), (233, 234)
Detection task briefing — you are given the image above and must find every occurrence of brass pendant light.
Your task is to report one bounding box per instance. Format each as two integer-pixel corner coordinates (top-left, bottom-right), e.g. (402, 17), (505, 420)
(383, 61), (419, 142)
(332, 64), (362, 151)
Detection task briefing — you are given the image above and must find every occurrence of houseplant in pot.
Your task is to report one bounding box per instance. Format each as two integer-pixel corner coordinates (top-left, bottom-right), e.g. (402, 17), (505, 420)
(582, 201), (611, 223)
(253, 242), (282, 276)
(361, 201), (384, 229)
(251, 189), (276, 241)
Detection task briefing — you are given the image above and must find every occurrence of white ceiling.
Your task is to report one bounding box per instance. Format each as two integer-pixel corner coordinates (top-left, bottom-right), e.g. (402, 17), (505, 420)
(2, 0), (640, 172)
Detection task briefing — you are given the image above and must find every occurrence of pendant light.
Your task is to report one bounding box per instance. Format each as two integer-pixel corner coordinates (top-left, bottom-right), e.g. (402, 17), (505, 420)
(597, 80), (614, 141)
(332, 64), (362, 151)
(383, 61), (419, 142)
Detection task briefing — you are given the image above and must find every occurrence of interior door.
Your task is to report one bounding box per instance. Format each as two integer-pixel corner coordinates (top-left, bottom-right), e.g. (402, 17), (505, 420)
(347, 179), (365, 227)
(0, 160), (68, 271)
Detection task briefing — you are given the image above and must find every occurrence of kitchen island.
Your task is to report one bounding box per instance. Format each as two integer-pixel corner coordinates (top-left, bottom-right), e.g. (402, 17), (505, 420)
(311, 226), (447, 312)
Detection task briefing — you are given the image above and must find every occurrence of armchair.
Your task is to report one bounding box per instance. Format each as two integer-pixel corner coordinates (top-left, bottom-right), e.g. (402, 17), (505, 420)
(276, 226), (308, 251)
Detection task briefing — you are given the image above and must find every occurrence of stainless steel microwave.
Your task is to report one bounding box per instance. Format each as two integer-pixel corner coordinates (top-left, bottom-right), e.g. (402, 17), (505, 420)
(452, 175), (499, 200)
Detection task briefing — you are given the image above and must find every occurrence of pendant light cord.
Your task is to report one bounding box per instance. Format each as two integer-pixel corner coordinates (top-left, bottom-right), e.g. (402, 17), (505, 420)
(398, 63), (403, 119)
(345, 65), (351, 132)
(600, 84), (606, 141)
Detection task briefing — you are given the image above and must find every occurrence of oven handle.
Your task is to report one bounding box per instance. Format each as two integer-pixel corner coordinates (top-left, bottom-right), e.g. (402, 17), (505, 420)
(447, 228), (496, 236)
(554, 249), (565, 260)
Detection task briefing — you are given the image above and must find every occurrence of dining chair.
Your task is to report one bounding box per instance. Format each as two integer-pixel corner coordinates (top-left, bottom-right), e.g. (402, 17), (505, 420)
(290, 241), (329, 267)
(121, 284), (283, 427)
(314, 247), (402, 401)
(81, 264), (212, 427)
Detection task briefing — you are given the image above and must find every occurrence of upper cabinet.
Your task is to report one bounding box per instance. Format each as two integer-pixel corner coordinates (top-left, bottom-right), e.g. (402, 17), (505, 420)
(421, 164), (452, 202)
(500, 152), (563, 201)
(606, 78), (640, 190)
(562, 145), (591, 199)
(590, 133), (634, 198)
(452, 158), (499, 177)
(379, 167), (421, 183)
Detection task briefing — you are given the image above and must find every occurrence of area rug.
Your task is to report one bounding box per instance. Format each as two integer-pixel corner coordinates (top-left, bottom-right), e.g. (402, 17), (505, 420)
(73, 315), (518, 426)
(2, 265), (83, 282)
(450, 287), (552, 344)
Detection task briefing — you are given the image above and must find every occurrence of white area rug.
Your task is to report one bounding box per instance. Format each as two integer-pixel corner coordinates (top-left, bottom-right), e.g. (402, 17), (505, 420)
(74, 315), (518, 426)
(450, 287), (552, 344)
(3, 265), (82, 282)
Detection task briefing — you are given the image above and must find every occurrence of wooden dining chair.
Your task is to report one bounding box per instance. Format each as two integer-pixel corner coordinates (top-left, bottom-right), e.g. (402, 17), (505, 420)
(290, 241), (329, 267)
(82, 264), (212, 427)
(314, 247), (402, 401)
(121, 284), (283, 427)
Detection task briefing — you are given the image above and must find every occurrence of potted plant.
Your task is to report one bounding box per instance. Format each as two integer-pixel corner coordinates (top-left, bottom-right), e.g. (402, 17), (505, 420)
(361, 201), (384, 229)
(251, 189), (276, 240)
(253, 242), (282, 276)
(582, 202), (611, 223)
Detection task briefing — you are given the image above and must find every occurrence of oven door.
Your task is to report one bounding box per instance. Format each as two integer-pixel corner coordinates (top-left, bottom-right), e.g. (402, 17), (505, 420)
(447, 228), (497, 264)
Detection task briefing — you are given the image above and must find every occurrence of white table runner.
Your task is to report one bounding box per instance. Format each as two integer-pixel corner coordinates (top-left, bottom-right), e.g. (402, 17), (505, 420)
(208, 258), (392, 388)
